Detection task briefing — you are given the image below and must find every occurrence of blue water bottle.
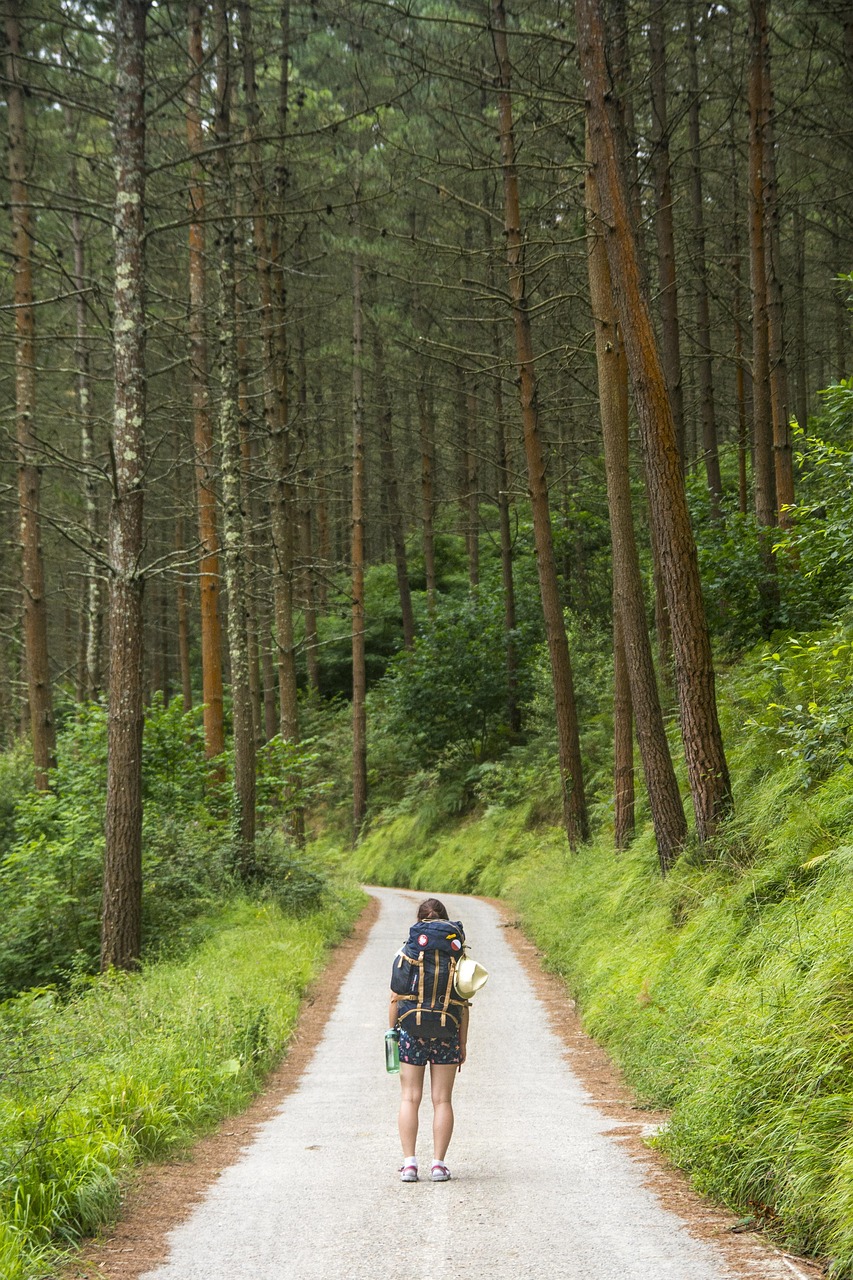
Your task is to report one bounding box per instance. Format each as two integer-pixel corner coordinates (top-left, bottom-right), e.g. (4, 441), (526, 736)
(385, 1028), (400, 1074)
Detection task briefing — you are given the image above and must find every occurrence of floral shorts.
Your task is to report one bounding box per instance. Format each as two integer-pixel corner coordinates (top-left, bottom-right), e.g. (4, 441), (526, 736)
(398, 1026), (461, 1066)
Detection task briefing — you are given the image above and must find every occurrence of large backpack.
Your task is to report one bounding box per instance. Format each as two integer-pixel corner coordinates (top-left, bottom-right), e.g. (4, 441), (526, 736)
(390, 919), (466, 1041)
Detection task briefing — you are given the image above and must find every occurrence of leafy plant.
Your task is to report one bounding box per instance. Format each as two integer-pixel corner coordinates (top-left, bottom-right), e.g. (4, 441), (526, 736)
(0, 697), (227, 997)
(383, 586), (540, 764)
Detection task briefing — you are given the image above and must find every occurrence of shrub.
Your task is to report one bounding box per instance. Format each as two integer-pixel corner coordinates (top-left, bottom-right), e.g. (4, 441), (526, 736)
(0, 698), (227, 997)
(383, 585), (541, 764)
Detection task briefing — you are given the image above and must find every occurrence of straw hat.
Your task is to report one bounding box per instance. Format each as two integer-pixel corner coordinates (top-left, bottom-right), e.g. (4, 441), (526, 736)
(454, 956), (489, 999)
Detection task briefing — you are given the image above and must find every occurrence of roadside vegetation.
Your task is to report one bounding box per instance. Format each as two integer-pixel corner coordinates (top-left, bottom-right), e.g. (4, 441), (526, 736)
(327, 393), (853, 1273)
(0, 894), (362, 1280)
(347, 628), (853, 1272)
(0, 694), (362, 1279)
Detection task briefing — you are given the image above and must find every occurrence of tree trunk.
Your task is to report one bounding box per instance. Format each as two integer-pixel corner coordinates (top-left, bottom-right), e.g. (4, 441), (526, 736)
(585, 133), (687, 869)
(296, 327), (321, 693)
(175, 510), (193, 711)
(214, 0), (255, 872)
(578, 0), (732, 844)
(493, 341), (521, 736)
(612, 602), (635, 851)
(491, 0), (588, 847)
(648, 2), (685, 468)
(748, 0), (780, 626)
(418, 374), (437, 613)
(351, 245), (368, 840)
(187, 1), (225, 764)
(236, 0), (299, 746)
(466, 385), (480, 590)
(374, 326), (415, 649)
(727, 119), (750, 516)
(833, 219), (848, 380)
(685, 4), (722, 516)
(5, 2), (56, 788)
(759, 10), (795, 524)
(66, 115), (104, 701)
(258, 580), (279, 739)
(101, 0), (147, 971)
(793, 175), (809, 430)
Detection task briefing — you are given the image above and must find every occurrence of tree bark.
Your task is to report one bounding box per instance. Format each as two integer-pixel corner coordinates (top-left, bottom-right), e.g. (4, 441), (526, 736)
(493, 336), (521, 736)
(585, 134), (687, 869)
(481, 163), (521, 734)
(187, 1), (225, 764)
(491, 0), (588, 847)
(792, 164), (808, 430)
(214, 0), (256, 871)
(101, 0), (147, 971)
(759, 8), (795, 525)
(66, 114), (104, 701)
(236, 0), (299, 746)
(748, 0), (780, 625)
(175, 510), (193, 711)
(466, 383), (480, 590)
(612, 602), (635, 851)
(648, 2), (685, 468)
(351, 243), (368, 840)
(418, 374), (437, 613)
(685, 4), (722, 516)
(374, 326), (415, 649)
(5, 1), (56, 788)
(578, 0), (732, 844)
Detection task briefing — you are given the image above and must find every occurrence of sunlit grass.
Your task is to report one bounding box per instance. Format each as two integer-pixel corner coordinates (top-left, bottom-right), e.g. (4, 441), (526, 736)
(0, 890), (363, 1279)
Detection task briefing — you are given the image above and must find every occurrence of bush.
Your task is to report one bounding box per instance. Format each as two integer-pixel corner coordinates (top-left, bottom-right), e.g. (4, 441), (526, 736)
(383, 585), (541, 764)
(251, 830), (331, 914)
(0, 698), (227, 997)
(691, 400), (853, 653)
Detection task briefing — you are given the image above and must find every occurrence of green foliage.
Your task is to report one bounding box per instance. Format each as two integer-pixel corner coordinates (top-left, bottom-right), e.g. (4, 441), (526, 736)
(0, 892), (363, 1279)
(255, 734), (333, 823)
(383, 586), (540, 764)
(0, 698), (228, 998)
(741, 629), (853, 785)
(692, 410), (853, 653)
(0, 742), (32, 856)
(251, 831), (332, 915)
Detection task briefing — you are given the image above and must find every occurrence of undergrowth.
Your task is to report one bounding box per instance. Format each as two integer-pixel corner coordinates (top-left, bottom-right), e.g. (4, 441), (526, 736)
(342, 627), (853, 1277)
(0, 889), (363, 1279)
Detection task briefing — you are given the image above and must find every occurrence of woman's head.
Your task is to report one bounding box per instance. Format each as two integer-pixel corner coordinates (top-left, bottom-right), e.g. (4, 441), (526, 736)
(417, 897), (449, 922)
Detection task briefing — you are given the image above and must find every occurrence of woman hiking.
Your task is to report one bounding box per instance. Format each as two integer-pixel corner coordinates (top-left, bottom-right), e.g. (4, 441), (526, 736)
(388, 897), (470, 1184)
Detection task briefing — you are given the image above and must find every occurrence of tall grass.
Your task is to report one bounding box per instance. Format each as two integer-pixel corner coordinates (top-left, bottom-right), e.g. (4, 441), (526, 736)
(0, 890), (363, 1279)
(346, 648), (853, 1276)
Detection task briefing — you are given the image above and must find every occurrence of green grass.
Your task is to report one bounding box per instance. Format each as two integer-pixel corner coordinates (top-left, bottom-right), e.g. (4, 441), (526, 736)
(344, 668), (853, 1275)
(0, 888), (364, 1279)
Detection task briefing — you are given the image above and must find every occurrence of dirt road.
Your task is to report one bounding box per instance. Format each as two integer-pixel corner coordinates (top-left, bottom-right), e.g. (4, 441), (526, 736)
(138, 887), (812, 1280)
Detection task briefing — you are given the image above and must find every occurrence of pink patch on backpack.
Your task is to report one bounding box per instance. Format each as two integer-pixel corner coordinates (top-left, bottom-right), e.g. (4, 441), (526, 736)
(418, 933), (428, 947)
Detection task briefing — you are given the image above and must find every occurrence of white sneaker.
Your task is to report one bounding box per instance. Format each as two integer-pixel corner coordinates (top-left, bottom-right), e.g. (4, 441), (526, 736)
(400, 1160), (418, 1183)
(431, 1161), (451, 1182)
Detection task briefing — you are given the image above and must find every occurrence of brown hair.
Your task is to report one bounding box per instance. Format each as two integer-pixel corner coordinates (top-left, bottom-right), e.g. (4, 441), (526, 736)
(417, 897), (449, 922)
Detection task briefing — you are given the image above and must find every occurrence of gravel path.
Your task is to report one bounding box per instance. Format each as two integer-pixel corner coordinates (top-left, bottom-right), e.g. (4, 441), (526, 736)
(140, 887), (803, 1280)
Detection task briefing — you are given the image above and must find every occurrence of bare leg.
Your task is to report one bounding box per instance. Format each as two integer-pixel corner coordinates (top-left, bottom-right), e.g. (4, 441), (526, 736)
(398, 1063), (425, 1158)
(429, 1063), (458, 1162)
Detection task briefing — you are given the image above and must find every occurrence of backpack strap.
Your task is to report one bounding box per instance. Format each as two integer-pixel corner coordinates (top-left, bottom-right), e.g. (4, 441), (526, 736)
(439, 956), (457, 1028)
(416, 947), (426, 1029)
